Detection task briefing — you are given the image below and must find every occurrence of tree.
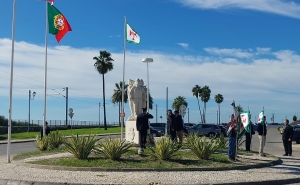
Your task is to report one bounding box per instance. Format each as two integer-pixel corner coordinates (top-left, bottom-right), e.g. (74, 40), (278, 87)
(172, 96), (188, 112)
(192, 85), (203, 123)
(293, 115), (297, 122)
(214, 94), (224, 125)
(111, 81), (128, 127)
(93, 51), (114, 130)
(200, 86), (211, 123)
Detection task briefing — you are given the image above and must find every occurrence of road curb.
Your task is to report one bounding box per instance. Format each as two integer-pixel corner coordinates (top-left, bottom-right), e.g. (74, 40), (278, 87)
(0, 177), (299, 185)
(12, 156), (282, 172)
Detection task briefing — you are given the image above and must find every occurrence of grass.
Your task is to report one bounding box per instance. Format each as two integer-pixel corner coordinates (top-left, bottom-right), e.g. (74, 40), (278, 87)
(0, 127), (122, 141)
(27, 148), (235, 168)
(13, 147), (68, 160)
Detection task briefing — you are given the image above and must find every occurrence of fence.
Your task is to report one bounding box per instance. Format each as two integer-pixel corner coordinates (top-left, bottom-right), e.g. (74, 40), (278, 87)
(0, 119), (120, 134)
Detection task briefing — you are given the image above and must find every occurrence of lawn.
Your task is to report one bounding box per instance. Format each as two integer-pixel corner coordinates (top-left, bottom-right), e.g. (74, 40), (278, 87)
(0, 127), (122, 141)
(26, 148), (235, 168)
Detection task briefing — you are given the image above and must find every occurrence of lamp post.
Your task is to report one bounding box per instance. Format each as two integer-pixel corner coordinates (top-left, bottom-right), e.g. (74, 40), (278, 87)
(142, 58), (153, 134)
(28, 90), (36, 132)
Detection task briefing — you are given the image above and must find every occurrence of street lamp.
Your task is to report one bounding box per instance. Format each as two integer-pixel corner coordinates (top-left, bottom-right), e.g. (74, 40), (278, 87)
(28, 90), (36, 132)
(142, 58), (153, 134)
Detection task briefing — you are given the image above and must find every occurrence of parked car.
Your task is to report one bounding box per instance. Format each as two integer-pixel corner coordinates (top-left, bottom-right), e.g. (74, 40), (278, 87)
(187, 124), (221, 138)
(150, 123), (166, 134)
(150, 126), (162, 137)
(292, 126), (300, 144)
(217, 125), (227, 137)
(184, 123), (197, 128)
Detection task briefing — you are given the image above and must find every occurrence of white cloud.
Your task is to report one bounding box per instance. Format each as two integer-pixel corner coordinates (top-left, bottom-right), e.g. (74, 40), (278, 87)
(175, 0), (300, 19)
(177, 43), (189, 49)
(0, 38), (300, 123)
(204, 47), (253, 58)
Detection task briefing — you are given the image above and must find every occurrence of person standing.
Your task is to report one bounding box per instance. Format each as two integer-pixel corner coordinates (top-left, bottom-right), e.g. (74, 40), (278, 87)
(167, 109), (177, 141)
(281, 119), (293, 156)
(257, 116), (267, 157)
(40, 121), (50, 139)
(245, 121), (255, 151)
(174, 110), (184, 144)
(227, 114), (237, 161)
(136, 108), (153, 153)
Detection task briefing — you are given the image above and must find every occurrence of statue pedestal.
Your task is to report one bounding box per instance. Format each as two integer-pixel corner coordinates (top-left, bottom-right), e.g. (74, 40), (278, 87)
(125, 121), (140, 144)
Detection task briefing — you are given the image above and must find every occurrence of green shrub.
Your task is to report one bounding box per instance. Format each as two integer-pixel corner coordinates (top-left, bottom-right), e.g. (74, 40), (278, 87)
(35, 135), (49, 151)
(149, 137), (181, 160)
(186, 133), (221, 160)
(95, 139), (132, 160)
(48, 130), (64, 149)
(64, 134), (99, 159)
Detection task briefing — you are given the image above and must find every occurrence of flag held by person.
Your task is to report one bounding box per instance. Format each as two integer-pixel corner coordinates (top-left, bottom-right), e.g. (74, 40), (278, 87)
(48, 3), (72, 43)
(126, 23), (140, 44)
(258, 110), (265, 125)
(240, 111), (250, 132)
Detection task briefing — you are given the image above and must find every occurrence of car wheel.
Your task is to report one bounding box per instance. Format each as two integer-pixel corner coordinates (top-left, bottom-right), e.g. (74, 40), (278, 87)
(296, 137), (300, 144)
(208, 132), (216, 138)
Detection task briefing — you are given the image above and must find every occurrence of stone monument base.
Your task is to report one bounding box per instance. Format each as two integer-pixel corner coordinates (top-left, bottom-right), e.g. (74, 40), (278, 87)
(125, 121), (140, 145)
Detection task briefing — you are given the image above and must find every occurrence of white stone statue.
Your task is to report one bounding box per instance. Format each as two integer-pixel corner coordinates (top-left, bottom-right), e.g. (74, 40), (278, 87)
(179, 105), (187, 118)
(127, 79), (136, 121)
(133, 78), (147, 118)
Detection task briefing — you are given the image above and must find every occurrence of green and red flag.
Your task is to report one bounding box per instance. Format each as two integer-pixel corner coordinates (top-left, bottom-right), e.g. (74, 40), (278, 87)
(258, 110), (265, 125)
(48, 3), (72, 43)
(126, 23), (140, 44)
(240, 111), (250, 132)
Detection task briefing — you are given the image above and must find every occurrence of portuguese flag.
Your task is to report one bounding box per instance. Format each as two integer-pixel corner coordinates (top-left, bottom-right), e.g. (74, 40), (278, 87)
(48, 3), (72, 43)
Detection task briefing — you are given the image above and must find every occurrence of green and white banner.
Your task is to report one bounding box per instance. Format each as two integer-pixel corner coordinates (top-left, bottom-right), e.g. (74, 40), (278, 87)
(240, 111), (250, 133)
(257, 110), (265, 125)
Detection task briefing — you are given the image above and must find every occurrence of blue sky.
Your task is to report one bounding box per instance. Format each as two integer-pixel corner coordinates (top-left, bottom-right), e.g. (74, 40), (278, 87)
(1, 0), (300, 125)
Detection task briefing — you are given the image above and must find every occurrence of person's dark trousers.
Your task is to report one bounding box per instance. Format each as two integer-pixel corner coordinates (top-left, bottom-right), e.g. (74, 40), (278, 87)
(283, 140), (292, 155)
(170, 130), (177, 141)
(245, 134), (251, 151)
(139, 130), (147, 149)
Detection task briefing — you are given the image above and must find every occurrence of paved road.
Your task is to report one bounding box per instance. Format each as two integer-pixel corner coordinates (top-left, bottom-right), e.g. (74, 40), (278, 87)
(0, 141), (36, 156)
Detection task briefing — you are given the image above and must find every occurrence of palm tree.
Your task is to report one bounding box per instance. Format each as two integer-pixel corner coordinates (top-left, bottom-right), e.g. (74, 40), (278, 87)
(200, 85), (211, 124)
(172, 96), (188, 112)
(93, 51), (114, 130)
(214, 94), (224, 125)
(111, 81), (128, 127)
(192, 85), (203, 123)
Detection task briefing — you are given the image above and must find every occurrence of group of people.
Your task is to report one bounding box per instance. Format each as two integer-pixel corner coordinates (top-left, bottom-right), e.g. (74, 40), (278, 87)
(167, 109), (184, 143)
(226, 114), (294, 161)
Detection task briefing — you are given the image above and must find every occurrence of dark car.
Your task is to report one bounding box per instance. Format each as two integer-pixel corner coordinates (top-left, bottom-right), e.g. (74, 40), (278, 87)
(150, 126), (162, 137)
(217, 125), (227, 137)
(292, 126), (300, 144)
(184, 123), (197, 128)
(187, 124), (221, 138)
(150, 123), (166, 134)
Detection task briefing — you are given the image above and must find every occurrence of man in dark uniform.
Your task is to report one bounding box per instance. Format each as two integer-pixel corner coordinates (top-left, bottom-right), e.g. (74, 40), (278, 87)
(174, 110), (184, 143)
(281, 119), (293, 156)
(245, 121), (255, 151)
(40, 121), (50, 139)
(136, 108), (153, 152)
(167, 109), (176, 141)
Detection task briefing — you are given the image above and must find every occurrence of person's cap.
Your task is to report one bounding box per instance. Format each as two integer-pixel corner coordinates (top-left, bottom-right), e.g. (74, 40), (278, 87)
(174, 110), (179, 113)
(142, 108), (147, 111)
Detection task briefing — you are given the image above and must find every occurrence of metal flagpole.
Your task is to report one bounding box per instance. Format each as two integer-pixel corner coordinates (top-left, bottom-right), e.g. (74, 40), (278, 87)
(43, 1), (49, 137)
(7, 0), (17, 163)
(121, 16), (127, 140)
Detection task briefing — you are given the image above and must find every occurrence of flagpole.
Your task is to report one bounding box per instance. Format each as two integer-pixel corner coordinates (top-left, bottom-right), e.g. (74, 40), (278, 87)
(43, 1), (49, 137)
(7, 0), (17, 163)
(121, 16), (126, 141)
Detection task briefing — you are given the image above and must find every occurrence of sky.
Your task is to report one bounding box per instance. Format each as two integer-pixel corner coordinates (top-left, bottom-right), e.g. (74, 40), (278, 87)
(0, 0), (300, 126)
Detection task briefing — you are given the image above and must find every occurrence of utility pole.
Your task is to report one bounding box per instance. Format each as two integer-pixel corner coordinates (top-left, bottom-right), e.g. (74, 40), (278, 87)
(156, 104), (158, 122)
(188, 108), (189, 123)
(65, 87), (68, 126)
(216, 110), (218, 125)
